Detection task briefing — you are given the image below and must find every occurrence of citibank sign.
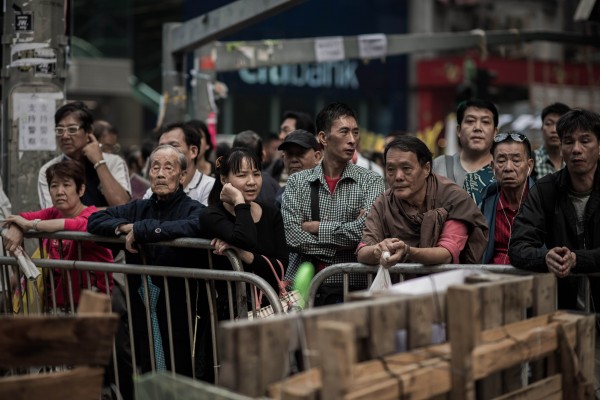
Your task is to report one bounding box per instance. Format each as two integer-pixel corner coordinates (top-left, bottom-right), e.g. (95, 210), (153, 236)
(238, 61), (359, 89)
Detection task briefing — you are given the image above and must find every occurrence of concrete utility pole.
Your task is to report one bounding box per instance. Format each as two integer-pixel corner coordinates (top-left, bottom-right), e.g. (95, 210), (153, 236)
(1, 0), (67, 212)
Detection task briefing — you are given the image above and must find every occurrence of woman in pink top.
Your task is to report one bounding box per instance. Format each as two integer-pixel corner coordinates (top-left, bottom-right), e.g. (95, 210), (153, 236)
(3, 159), (113, 308)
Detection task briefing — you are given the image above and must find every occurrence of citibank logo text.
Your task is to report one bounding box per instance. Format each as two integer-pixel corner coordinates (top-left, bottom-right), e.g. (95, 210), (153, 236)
(239, 61), (359, 89)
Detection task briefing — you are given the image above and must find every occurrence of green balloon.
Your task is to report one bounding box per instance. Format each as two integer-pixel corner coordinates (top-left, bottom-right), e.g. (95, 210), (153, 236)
(293, 262), (315, 309)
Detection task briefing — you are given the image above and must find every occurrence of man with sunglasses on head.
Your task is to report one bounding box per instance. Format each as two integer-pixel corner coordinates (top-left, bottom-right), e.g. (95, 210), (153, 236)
(433, 98), (499, 205)
(38, 101), (131, 209)
(480, 132), (534, 264)
(509, 109), (600, 312)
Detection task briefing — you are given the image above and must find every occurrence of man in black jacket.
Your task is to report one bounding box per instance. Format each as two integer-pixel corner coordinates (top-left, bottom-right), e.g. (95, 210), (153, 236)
(509, 109), (600, 312)
(88, 144), (206, 397)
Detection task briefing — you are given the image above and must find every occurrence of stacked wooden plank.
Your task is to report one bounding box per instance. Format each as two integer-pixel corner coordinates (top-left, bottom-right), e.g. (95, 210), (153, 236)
(218, 272), (593, 399)
(0, 291), (119, 400)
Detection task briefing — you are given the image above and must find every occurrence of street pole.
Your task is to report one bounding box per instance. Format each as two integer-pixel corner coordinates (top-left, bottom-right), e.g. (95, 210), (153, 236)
(1, 0), (67, 212)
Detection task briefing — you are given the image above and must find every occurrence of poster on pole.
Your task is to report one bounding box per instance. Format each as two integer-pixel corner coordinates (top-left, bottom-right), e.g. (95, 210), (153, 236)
(12, 92), (62, 151)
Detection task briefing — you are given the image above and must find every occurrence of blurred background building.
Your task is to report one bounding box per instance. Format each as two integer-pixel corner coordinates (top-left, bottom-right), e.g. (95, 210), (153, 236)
(2, 0), (599, 210)
(67, 0), (600, 153)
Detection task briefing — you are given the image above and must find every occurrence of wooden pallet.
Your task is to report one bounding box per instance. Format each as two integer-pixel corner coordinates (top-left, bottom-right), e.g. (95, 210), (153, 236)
(0, 291), (119, 400)
(307, 308), (594, 400)
(218, 273), (561, 399)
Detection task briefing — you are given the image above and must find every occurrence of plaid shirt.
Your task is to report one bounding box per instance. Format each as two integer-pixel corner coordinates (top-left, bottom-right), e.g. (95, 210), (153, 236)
(534, 146), (563, 181)
(282, 162), (385, 286)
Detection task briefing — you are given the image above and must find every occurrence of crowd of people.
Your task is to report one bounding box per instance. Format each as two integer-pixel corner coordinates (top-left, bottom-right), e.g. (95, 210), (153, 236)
(1, 97), (600, 396)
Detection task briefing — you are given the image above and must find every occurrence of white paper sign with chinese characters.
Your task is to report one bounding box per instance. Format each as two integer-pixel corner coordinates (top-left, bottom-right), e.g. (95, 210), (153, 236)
(12, 92), (62, 151)
(358, 34), (387, 59)
(315, 36), (345, 63)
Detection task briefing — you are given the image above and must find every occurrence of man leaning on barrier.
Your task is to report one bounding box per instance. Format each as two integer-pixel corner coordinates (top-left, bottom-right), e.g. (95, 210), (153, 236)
(480, 131), (535, 265)
(509, 109), (600, 310)
(357, 136), (488, 268)
(282, 103), (385, 305)
(88, 144), (206, 397)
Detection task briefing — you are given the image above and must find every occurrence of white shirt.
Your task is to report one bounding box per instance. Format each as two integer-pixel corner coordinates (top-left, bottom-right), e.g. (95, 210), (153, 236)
(355, 152), (384, 177)
(38, 153), (131, 209)
(143, 169), (215, 206)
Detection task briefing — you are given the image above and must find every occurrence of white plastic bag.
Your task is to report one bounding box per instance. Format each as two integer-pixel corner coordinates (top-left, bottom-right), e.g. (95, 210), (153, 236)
(369, 265), (391, 292)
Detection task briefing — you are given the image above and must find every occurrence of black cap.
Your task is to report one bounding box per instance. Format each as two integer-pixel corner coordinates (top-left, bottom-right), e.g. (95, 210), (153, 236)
(278, 129), (318, 151)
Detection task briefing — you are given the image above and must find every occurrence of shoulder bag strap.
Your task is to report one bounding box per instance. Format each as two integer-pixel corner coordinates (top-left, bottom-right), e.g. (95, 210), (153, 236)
(254, 255), (287, 308)
(310, 180), (320, 221)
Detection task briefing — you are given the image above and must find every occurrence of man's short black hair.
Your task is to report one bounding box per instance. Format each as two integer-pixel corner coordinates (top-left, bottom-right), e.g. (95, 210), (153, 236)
(556, 109), (600, 141)
(55, 101), (94, 133)
(282, 110), (316, 134)
(456, 98), (499, 127)
(541, 102), (570, 122)
(384, 135), (432, 168)
(316, 103), (358, 135)
(160, 122), (201, 163)
(263, 132), (280, 145)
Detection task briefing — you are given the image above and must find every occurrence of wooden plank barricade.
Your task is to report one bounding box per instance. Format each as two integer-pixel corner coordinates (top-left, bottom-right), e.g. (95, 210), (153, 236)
(0, 290), (119, 400)
(218, 272), (596, 399)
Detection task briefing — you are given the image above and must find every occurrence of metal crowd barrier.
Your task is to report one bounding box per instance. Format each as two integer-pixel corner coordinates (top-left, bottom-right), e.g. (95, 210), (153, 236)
(306, 262), (593, 312)
(0, 231), (283, 398)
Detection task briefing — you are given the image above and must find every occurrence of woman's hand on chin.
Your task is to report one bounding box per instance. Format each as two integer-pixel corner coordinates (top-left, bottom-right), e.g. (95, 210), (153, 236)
(220, 183), (245, 206)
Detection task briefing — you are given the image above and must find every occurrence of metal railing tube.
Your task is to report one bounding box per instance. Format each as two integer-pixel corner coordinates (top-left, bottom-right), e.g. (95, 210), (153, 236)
(0, 257), (284, 314)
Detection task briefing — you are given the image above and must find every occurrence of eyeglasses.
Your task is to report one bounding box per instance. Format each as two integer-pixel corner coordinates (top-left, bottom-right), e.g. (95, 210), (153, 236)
(54, 125), (81, 136)
(494, 132), (529, 143)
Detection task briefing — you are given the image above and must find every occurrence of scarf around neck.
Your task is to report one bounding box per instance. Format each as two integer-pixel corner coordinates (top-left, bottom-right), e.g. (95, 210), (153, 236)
(363, 173), (489, 263)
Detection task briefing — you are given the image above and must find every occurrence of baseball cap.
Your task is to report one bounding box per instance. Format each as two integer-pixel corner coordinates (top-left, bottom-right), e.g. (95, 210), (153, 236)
(278, 129), (318, 151)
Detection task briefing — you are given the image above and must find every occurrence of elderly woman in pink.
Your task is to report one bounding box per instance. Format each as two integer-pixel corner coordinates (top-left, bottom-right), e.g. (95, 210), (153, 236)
(3, 159), (113, 308)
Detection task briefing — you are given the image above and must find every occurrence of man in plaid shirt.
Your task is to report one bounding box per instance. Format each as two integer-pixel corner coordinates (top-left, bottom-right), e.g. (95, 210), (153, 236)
(282, 103), (385, 305)
(533, 102), (570, 181)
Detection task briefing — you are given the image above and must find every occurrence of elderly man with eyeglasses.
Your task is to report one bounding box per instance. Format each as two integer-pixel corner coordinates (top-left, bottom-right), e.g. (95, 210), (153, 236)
(479, 131), (535, 264)
(38, 102), (131, 209)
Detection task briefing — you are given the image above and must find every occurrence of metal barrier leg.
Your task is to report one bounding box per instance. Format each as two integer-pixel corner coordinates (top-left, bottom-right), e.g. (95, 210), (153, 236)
(140, 274), (156, 372)
(163, 276), (176, 376)
(186, 279), (195, 380)
(343, 274), (349, 303)
(123, 277), (137, 400)
(205, 280), (219, 385)
(0, 265), (9, 315)
(583, 276), (591, 313)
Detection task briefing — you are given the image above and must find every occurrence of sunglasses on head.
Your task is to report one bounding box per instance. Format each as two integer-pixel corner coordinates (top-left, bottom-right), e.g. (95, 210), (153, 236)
(493, 131), (532, 157)
(494, 132), (529, 143)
